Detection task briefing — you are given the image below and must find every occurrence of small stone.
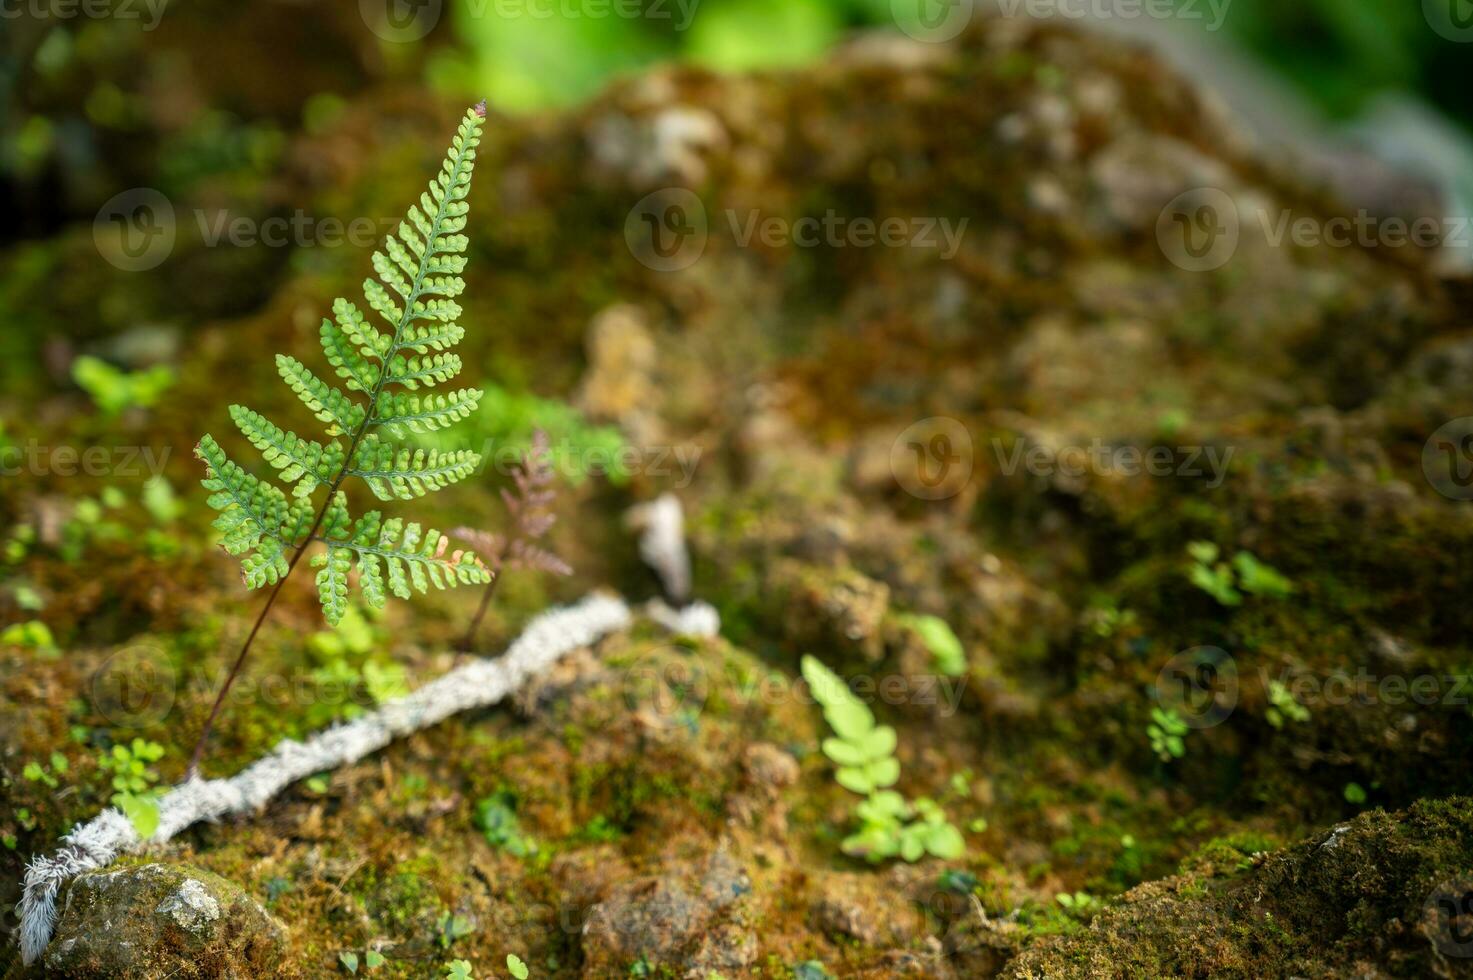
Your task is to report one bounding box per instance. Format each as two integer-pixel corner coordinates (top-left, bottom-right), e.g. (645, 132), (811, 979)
(45, 863), (286, 979)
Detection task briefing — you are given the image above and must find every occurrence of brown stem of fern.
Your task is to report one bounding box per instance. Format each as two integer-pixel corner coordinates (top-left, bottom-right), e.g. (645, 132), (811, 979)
(184, 454), (361, 780)
(454, 557), (505, 659)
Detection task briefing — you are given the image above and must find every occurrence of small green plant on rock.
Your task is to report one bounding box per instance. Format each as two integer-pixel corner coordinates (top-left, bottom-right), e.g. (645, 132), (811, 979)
(801, 655), (964, 862)
(506, 954), (530, 979)
(444, 960), (475, 980)
(1265, 679), (1310, 728)
(72, 354), (175, 417)
(1147, 707), (1188, 762)
(339, 950), (386, 973)
(1186, 542), (1294, 607)
(99, 738), (164, 837)
(896, 613), (966, 677)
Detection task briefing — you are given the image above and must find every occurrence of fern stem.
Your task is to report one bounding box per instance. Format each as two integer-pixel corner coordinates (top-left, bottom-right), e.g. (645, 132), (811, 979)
(186, 117), (479, 779)
(456, 561), (505, 655)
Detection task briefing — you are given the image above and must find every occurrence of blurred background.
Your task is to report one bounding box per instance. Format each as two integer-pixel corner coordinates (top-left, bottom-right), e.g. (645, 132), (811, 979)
(2, 0), (1472, 410)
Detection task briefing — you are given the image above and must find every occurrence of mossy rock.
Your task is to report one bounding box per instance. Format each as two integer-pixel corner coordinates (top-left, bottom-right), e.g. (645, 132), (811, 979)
(1004, 797), (1473, 979)
(44, 863), (287, 979)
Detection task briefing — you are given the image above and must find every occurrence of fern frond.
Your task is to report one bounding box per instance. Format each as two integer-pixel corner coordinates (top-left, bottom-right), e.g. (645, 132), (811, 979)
(348, 438), (481, 500)
(198, 105), (487, 627)
(276, 355), (366, 436)
(372, 389), (483, 437)
(228, 405), (345, 497)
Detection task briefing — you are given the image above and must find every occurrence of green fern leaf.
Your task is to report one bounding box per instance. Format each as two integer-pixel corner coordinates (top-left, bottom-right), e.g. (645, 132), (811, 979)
(382, 352), (461, 390)
(228, 405), (344, 497)
(276, 355), (366, 435)
(313, 546), (353, 626)
(196, 435), (288, 554)
(372, 389), (483, 436)
(348, 438), (480, 500)
(320, 317), (380, 393)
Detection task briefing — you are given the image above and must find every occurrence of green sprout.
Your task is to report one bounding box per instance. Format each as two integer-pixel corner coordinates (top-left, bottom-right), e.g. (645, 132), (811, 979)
(1147, 707), (1189, 762)
(444, 960), (474, 980)
(1265, 679), (1310, 729)
(897, 613), (966, 677)
(99, 738), (165, 837)
(1187, 542), (1293, 607)
(802, 655), (964, 863)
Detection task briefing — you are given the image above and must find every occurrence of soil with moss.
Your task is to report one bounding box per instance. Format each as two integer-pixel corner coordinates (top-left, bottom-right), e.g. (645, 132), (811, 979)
(4, 13), (1473, 980)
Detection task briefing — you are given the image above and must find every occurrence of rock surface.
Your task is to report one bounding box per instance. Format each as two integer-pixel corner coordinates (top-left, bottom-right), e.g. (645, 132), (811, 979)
(44, 863), (286, 979)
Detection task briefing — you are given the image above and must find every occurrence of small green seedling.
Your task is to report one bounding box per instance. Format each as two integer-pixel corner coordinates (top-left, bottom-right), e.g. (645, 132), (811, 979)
(475, 792), (538, 857)
(506, 954), (530, 979)
(437, 911), (474, 949)
(2, 620), (56, 653)
(100, 738), (165, 837)
(802, 656), (964, 863)
(444, 961), (474, 980)
(1147, 707), (1188, 762)
(898, 613), (966, 677)
(1265, 679), (1309, 729)
(22, 752), (67, 789)
(340, 949), (387, 973)
(340, 952), (359, 974)
(1344, 782), (1368, 805)
(1056, 891), (1101, 918)
(1186, 542), (1240, 606)
(1187, 542), (1293, 607)
(72, 355), (175, 417)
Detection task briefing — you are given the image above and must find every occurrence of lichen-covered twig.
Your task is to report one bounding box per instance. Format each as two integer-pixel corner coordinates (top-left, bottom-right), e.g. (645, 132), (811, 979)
(19, 594), (633, 965)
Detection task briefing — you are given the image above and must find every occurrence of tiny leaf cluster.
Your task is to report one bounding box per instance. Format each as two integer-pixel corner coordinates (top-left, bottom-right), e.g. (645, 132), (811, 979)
(802, 656), (964, 863)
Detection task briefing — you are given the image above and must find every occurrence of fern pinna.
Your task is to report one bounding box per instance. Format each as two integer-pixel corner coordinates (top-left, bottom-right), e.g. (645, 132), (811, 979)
(188, 105), (491, 774)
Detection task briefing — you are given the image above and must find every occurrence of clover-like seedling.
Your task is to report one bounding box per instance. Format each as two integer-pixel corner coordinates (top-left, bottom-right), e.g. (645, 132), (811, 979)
(897, 613), (966, 677)
(186, 105), (494, 774)
(801, 655), (964, 863)
(1265, 679), (1309, 729)
(506, 954), (530, 979)
(1148, 707), (1189, 761)
(444, 960), (474, 980)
